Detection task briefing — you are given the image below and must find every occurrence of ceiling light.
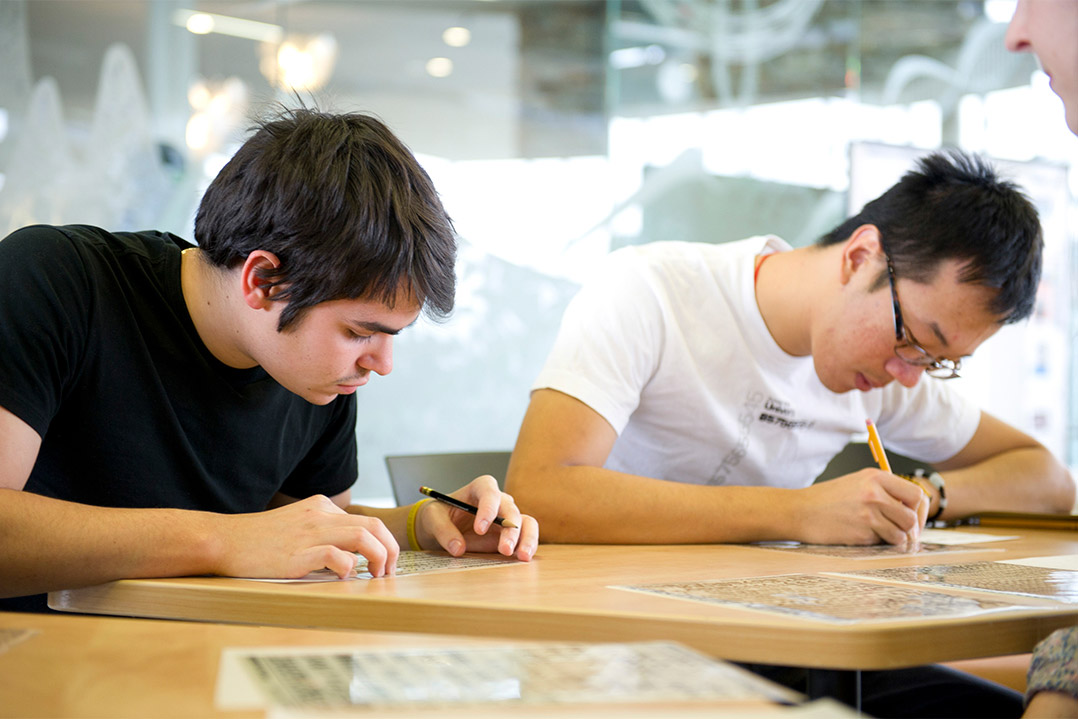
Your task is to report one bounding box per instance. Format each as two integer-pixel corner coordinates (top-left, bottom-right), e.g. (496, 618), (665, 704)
(185, 112), (212, 152)
(442, 26), (471, 48)
(187, 80), (212, 110)
(258, 34), (338, 91)
(172, 8), (282, 43)
(185, 13), (214, 35)
(426, 57), (453, 78)
(609, 44), (666, 70)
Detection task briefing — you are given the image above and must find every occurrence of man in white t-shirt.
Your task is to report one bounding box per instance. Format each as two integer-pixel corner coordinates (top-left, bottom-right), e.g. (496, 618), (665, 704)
(508, 146), (1075, 718)
(507, 149), (1073, 549)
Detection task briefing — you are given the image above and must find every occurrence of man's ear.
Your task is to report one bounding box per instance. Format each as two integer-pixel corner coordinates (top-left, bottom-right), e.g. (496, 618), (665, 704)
(840, 224), (884, 285)
(240, 250), (283, 310)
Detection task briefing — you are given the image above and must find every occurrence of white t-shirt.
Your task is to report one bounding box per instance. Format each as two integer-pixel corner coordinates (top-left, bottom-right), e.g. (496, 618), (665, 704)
(532, 238), (981, 488)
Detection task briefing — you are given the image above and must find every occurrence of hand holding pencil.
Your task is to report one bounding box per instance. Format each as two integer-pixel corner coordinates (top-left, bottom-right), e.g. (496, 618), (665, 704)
(420, 486), (519, 528)
(866, 419), (929, 548)
(866, 419), (930, 500)
(409, 475), (538, 562)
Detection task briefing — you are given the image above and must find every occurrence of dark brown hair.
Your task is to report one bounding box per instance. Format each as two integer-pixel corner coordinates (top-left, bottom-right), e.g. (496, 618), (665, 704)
(819, 149), (1042, 323)
(194, 107), (456, 330)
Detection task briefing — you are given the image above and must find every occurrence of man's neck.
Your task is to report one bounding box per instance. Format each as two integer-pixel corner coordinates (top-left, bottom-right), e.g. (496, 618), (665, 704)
(753, 245), (821, 357)
(180, 248), (259, 369)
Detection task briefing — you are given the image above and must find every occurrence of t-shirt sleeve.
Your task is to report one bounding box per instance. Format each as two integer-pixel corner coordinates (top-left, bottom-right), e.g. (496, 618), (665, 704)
(531, 249), (664, 434)
(0, 225), (91, 436)
(872, 377), (981, 464)
(278, 393), (359, 499)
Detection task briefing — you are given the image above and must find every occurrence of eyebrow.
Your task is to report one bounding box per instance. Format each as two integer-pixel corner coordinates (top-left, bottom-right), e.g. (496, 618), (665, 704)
(926, 320), (949, 348)
(346, 318), (417, 336)
(906, 306), (976, 360)
(905, 315), (955, 359)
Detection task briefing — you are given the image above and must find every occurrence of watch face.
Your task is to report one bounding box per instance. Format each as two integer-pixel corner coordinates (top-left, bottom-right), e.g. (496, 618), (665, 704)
(927, 472), (946, 510)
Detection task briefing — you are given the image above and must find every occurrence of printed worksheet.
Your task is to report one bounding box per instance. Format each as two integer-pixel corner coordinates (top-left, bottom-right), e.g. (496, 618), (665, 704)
(240, 551), (519, 583)
(751, 542), (993, 560)
(833, 562), (1078, 603)
(751, 529), (1013, 560)
(920, 529), (1018, 545)
(611, 573), (1040, 624)
(1003, 555), (1078, 571)
(215, 641), (799, 711)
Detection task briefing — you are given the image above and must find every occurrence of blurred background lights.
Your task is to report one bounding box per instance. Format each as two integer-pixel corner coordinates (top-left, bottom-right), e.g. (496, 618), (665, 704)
(187, 81), (212, 111)
(184, 77), (248, 155)
(185, 13), (214, 35)
(185, 112), (211, 152)
(426, 57), (453, 78)
(442, 26), (471, 48)
(609, 44), (666, 70)
(173, 9), (282, 42)
(259, 33), (339, 91)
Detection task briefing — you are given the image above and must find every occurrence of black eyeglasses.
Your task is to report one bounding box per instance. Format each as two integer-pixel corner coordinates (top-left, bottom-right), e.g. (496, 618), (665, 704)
(882, 247), (961, 380)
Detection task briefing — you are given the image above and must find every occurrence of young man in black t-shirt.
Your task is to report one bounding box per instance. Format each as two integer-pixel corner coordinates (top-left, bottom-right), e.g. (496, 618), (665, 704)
(0, 108), (537, 611)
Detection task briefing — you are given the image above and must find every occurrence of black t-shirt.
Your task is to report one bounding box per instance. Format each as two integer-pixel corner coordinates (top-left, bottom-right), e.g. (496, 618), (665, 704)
(0, 225), (358, 610)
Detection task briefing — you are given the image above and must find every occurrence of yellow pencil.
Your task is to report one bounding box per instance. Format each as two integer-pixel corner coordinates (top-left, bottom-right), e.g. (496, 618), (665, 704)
(419, 486), (519, 529)
(865, 419), (891, 473)
(865, 419), (929, 498)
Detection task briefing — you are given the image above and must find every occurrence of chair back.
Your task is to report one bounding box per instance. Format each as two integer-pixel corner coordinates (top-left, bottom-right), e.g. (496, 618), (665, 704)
(814, 442), (926, 483)
(385, 451), (511, 506)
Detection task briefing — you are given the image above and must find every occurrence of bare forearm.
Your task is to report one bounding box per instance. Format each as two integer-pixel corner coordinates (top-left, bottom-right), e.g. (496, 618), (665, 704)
(509, 390), (930, 547)
(936, 447), (1075, 520)
(507, 465), (796, 544)
(348, 505), (409, 545)
(0, 489), (220, 597)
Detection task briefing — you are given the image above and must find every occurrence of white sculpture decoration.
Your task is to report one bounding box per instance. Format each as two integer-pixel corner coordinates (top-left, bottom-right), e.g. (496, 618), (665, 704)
(0, 40), (173, 238)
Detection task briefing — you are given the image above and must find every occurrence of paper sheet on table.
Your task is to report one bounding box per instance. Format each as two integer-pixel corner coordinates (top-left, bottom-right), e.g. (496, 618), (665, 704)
(920, 528), (1017, 544)
(612, 573), (1041, 624)
(1001, 555), (1078, 571)
(261, 698), (859, 718)
(750, 529), (1012, 560)
(215, 641), (800, 711)
(834, 561), (1078, 603)
(238, 550), (518, 583)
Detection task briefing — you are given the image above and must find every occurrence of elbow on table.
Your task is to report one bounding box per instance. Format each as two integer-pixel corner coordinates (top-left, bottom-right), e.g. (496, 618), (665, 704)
(1051, 470), (1077, 514)
(1026, 461), (1078, 514)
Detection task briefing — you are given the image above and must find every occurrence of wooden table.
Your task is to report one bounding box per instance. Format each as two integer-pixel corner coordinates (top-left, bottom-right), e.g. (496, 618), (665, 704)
(49, 528), (1078, 671)
(0, 612), (820, 719)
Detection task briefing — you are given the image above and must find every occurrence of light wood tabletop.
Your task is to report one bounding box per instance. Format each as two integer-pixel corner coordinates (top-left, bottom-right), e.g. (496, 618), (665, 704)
(0, 612), (831, 719)
(48, 528), (1078, 671)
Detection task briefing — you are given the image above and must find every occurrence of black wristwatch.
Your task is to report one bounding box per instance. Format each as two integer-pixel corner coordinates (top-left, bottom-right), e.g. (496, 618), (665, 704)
(914, 468), (947, 521)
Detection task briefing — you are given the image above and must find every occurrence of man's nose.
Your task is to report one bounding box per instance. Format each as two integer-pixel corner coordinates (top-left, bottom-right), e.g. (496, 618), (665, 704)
(359, 335), (393, 376)
(1004, 1), (1030, 53)
(884, 356), (924, 388)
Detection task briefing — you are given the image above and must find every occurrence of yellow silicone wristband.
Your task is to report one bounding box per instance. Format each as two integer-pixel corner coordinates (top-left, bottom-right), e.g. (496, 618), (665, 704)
(407, 498), (434, 551)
